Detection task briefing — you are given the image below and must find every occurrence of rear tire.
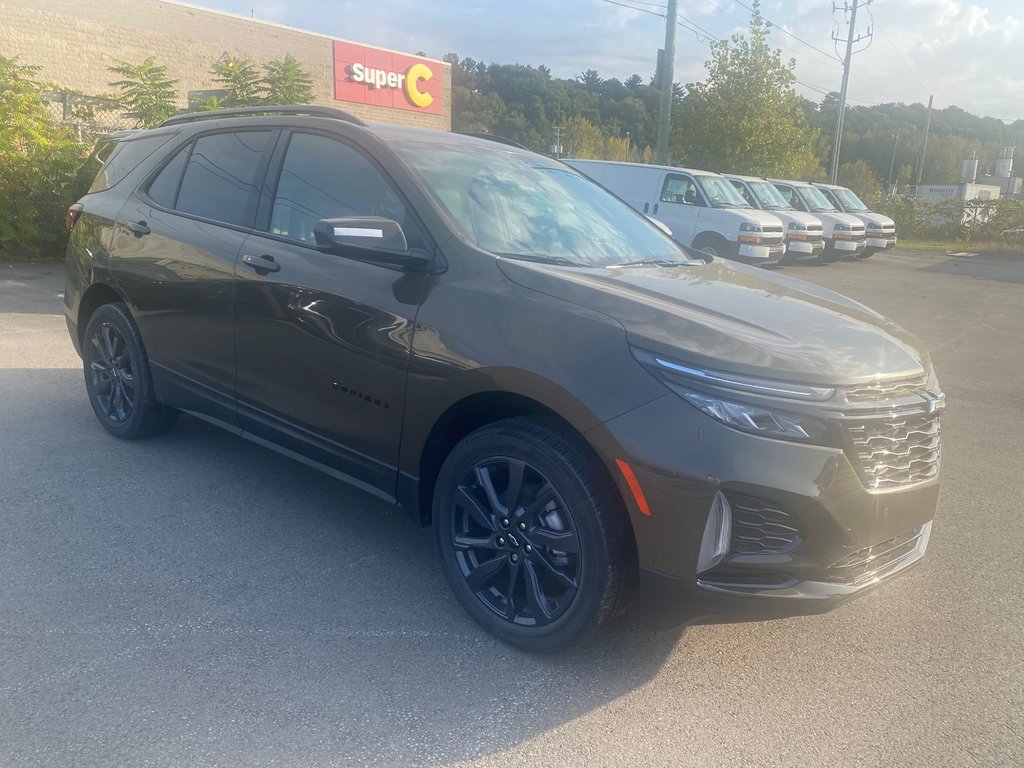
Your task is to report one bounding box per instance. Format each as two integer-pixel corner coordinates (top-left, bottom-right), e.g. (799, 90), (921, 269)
(432, 417), (635, 653)
(82, 303), (178, 439)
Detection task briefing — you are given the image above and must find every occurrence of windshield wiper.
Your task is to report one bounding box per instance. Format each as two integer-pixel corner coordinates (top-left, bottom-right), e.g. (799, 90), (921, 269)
(608, 258), (698, 268)
(496, 253), (583, 267)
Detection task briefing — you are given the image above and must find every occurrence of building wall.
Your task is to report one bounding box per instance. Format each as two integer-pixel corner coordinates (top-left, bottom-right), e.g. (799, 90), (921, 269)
(0, 0), (451, 130)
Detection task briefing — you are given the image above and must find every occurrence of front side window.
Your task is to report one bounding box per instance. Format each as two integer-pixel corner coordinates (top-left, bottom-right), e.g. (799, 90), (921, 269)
(660, 175), (702, 205)
(269, 133), (406, 244)
(394, 140), (696, 268)
(174, 131), (272, 227)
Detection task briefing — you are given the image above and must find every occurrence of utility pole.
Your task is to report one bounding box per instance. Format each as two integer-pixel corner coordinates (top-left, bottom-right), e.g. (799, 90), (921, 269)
(829, 1), (871, 183)
(655, 0), (677, 165)
(887, 133), (899, 195)
(552, 125), (565, 159)
(914, 94), (934, 186)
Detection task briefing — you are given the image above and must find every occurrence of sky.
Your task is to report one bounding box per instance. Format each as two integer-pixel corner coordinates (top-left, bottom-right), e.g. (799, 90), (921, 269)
(196, 0), (1024, 121)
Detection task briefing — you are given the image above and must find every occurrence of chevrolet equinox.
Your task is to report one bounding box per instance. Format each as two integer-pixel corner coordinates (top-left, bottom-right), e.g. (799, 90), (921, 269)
(64, 106), (944, 652)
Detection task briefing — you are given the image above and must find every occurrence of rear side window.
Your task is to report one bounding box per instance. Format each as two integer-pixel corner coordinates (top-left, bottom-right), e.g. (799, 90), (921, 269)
(174, 131), (272, 227)
(87, 133), (175, 193)
(146, 145), (190, 209)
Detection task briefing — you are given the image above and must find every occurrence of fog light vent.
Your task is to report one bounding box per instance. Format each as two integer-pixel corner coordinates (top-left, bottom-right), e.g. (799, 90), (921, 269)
(729, 494), (802, 554)
(697, 491), (732, 573)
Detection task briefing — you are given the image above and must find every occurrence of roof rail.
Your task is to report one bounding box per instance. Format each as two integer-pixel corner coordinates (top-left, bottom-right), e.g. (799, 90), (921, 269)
(456, 132), (529, 150)
(159, 105), (367, 128)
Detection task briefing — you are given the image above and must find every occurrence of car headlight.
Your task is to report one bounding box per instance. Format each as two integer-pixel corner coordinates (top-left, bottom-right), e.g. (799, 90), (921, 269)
(833, 224), (852, 231)
(739, 223), (764, 232)
(632, 350), (832, 443)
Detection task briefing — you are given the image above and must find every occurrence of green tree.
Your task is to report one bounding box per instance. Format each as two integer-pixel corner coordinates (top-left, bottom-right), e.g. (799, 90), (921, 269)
(262, 54), (314, 105)
(108, 56), (179, 128)
(211, 58), (264, 107)
(672, 0), (823, 178)
(1, 56), (87, 259)
(837, 159), (883, 199)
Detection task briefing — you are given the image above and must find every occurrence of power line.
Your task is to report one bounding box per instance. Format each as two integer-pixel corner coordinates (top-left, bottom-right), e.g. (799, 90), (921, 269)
(731, 0), (841, 64)
(598, 0), (665, 19)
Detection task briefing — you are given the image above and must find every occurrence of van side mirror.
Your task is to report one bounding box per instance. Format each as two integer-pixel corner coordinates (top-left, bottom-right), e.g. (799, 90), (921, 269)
(314, 217), (430, 270)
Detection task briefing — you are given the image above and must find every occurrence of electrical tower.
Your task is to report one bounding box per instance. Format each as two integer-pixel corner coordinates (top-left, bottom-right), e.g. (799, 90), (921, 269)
(829, 1), (873, 183)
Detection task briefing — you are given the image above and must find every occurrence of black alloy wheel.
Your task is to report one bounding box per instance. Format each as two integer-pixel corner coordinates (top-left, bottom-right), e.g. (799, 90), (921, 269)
(82, 302), (178, 439)
(433, 417), (634, 652)
(451, 457), (581, 627)
(88, 320), (136, 424)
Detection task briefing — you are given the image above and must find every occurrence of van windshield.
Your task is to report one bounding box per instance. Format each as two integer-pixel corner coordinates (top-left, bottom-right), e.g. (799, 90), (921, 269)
(832, 187), (869, 212)
(394, 141), (701, 268)
(797, 185), (837, 212)
(746, 180), (794, 210)
(695, 175), (752, 208)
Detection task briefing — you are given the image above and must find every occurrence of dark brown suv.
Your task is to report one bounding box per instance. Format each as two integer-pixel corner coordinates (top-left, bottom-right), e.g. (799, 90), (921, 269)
(64, 106), (944, 652)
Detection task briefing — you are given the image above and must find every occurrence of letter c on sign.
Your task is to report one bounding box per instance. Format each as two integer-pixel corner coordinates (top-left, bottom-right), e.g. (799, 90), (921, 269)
(403, 62), (434, 108)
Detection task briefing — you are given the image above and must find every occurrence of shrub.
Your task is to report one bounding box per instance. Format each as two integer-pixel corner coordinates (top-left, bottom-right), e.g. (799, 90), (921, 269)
(0, 55), (88, 260)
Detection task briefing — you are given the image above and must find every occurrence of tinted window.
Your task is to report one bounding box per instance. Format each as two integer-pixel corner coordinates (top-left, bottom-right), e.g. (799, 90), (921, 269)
(661, 174), (700, 205)
(87, 133), (175, 193)
(270, 133), (406, 244)
(175, 131), (272, 227)
(147, 145), (190, 208)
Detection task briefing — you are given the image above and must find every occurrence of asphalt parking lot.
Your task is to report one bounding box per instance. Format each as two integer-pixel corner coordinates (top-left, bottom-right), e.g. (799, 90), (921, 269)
(1, 251), (1022, 767)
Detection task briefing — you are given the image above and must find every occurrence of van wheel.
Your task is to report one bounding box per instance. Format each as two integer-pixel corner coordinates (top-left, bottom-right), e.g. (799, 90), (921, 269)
(82, 303), (178, 439)
(692, 233), (729, 259)
(433, 417), (634, 653)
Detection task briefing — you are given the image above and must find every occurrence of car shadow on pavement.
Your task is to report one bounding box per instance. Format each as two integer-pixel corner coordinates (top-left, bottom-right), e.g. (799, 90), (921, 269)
(0, 369), (682, 768)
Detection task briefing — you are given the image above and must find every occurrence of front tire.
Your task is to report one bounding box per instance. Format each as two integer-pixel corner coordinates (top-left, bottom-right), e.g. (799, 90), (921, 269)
(82, 302), (178, 439)
(433, 417), (634, 653)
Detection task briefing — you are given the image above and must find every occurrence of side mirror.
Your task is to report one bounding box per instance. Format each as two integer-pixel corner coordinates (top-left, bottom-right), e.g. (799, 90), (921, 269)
(314, 217), (430, 269)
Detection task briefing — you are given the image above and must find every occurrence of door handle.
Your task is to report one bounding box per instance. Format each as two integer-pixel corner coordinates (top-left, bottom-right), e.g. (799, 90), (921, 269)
(127, 220), (150, 237)
(242, 253), (281, 273)
(644, 202), (650, 213)
(653, 203), (659, 214)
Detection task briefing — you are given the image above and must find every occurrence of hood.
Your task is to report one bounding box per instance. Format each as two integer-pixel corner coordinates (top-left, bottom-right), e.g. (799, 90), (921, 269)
(815, 210), (864, 228)
(733, 209), (784, 228)
(770, 209), (822, 229)
(856, 211), (896, 228)
(497, 258), (928, 386)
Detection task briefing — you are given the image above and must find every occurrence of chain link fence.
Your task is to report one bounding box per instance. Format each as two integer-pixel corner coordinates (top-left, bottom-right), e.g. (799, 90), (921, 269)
(42, 92), (137, 143)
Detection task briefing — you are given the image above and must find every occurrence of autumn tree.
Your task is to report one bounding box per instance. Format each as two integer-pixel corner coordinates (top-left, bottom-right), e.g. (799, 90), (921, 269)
(672, 0), (823, 178)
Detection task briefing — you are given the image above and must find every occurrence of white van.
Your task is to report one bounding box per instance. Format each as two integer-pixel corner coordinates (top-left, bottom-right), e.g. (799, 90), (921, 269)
(769, 179), (866, 260)
(724, 174), (825, 261)
(812, 182), (897, 257)
(566, 160), (786, 266)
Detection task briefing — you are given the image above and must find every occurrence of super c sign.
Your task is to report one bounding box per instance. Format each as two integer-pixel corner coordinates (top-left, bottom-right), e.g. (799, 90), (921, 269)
(333, 41), (442, 114)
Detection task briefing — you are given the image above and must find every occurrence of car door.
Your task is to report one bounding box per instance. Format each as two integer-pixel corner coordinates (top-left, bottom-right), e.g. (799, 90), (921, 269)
(655, 172), (702, 246)
(111, 128), (277, 426)
(233, 130), (433, 497)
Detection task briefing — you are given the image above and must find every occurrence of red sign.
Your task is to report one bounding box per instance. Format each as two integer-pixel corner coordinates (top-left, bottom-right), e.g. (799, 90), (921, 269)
(333, 41), (442, 115)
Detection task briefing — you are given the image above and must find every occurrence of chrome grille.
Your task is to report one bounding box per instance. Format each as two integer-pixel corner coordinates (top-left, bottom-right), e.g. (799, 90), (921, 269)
(845, 374), (928, 402)
(729, 495), (801, 554)
(847, 414), (940, 489)
(826, 526), (926, 584)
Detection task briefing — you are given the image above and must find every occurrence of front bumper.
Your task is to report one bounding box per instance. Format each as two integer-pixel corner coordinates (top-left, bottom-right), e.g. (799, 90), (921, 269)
(784, 238), (825, 257)
(866, 235), (897, 249)
(737, 241), (786, 262)
(827, 237), (866, 257)
(588, 393), (939, 627)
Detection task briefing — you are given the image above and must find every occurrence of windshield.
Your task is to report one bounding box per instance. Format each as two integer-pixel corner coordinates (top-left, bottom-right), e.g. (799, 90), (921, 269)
(832, 186), (869, 212)
(796, 185), (837, 212)
(695, 175), (751, 208)
(394, 141), (699, 267)
(747, 180), (794, 210)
